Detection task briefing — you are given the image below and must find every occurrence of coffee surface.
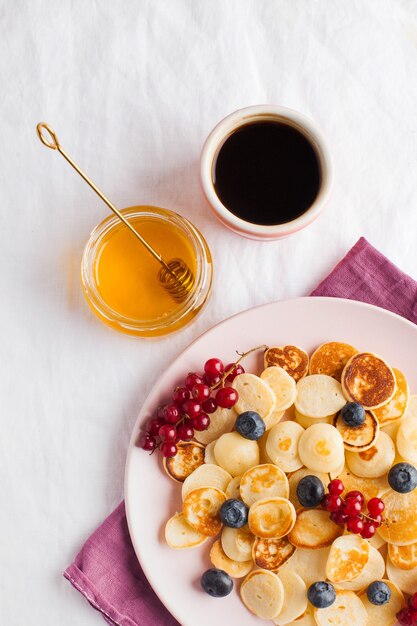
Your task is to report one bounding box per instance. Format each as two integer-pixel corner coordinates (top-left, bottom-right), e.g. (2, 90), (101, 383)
(213, 121), (321, 226)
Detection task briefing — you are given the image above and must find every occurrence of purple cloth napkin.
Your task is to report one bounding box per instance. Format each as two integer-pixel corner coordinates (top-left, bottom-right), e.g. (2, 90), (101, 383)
(64, 236), (417, 626)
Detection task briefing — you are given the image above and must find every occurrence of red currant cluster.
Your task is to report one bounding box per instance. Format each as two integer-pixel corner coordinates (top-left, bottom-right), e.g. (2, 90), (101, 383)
(397, 594), (417, 625)
(139, 357), (243, 458)
(323, 479), (385, 539)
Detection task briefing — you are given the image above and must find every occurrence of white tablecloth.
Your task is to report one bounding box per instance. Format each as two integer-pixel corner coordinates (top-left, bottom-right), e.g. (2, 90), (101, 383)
(2, 1), (417, 623)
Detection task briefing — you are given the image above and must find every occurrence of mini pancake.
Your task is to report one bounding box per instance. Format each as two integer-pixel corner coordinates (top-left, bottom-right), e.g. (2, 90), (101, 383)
(225, 474), (242, 499)
(345, 431), (395, 478)
(334, 410), (379, 452)
(386, 555), (417, 594)
(248, 497), (296, 539)
(381, 419), (403, 441)
(214, 431), (260, 477)
(260, 366), (297, 412)
(258, 431), (273, 464)
(326, 535), (370, 583)
(335, 545), (385, 591)
(263, 409), (285, 431)
(404, 394), (417, 419)
(274, 570), (307, 624)
(298, 423), (345, 473)
(181, 463), (232, 500)
(288, 508), (343, 548)
(203, 441), (217, 465)
(193, 406), (236, 445)
(240, 569), (284, 619)
(209, 539), (253, 578)
(295, 374), (346, 419)
(314, 590), (368, 626)
(336, 465), (390, 502)
(329, 458), (345, 480)
(278, 546), (331, 587)
(163, 441), (205, 482)
(396, 416), (417, 464)
(221, 525), (255, 562)
(282, 606), (315, 626)
(232, 373), (276, 421)
(373, 367), (409, 425)
(370, 532), (386, 550)
(295, 409), (334, 430)
(388, 541), (417, 570)
(341, 352), (396, 409)
(252, 536), (295, 571)
(240, 464), (289, 507)
(378, 488), (417, 545)
(264, 345), (309, 382)
(266, 421), (304, 472)
(360, 579), (404, 626)
(288, 467), (328, 510)
(309, 341), (358, 381)
(164, 512), (208, 549)
(182, 486), (226, 536)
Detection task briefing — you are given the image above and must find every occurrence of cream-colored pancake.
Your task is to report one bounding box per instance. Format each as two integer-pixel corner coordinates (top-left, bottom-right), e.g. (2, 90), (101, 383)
(278, 546), (331, 587)
(274, 570), (307, 624)
(309, 342), (358, 381)
(264, 410), (285, 431)
(329, 458), (346, 480)
(214, 432), (260, 477)
(295, 374), (346, 419)
(378, 487), (417, 545)
(258, 431), (273, 464)
(336, 465), (390, 502)
(181, 463), (232, 500)
(209, 539), (253, 578)
(164, 512), (208, 549)
(360, 579), (403, 626)
(260, 366), (297, 412)
(314, 590), (368, 626)
(248, 497), (296, 539)
(266, 421), (304, 472)
(342, 352), (396, 409)
(288, 508), (343, 549)
(298, 423), (345, 473)
(388, 542), (417, 570)
(326, 535), (370, 583)
(381, 419), (403, 440)
(240, 569), (284, 619)
(252, 536), (295, 571)
(225, 474), (242, 499)
(282, 606), (315, 626)
(240, 464), (289, 507)
(194, 406), (236, 445)
(396, 416), (417, 464)
(264, 345), (309, 382)
(204, 441), (217, 465)
(182, 487), (226, 536)
(295, 409), (334, 429)
(221, 525), (255, 562)
(232, 373), (276, 421)
(373, 368), (409, 425)
(288, 467), (328, 510)
(404, 394), (417, 419)
(370, 532), (386, 550)
(335, 545), (385, 591)
(386, 555), (417, 594)
(334, 410), (379, 452)
(345, 431), (395, 478)
(163, 442), (205, 482)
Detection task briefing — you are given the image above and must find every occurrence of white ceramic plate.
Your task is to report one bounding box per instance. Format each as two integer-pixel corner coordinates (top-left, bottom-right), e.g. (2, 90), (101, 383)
(125, 297), (417, 626)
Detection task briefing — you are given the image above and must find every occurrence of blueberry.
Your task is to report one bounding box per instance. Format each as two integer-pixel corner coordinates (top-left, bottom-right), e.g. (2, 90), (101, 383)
(307, 581), (336, 609)
(340, 402), (366, 428)
(235, 411), (266, 440)
(201, 568), (233, 597)
(366, 580), (392, 605)
(388, 462), (417, 493)
(220, 498), (248, 528)
(296, 475), (325, 507)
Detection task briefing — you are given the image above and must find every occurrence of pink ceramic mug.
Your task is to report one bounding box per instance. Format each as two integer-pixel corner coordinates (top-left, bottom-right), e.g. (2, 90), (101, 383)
(200, 105), (333, 241)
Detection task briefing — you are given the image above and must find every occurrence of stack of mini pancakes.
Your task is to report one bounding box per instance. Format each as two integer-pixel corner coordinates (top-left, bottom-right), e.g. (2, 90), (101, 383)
(163, 342), (417, 625)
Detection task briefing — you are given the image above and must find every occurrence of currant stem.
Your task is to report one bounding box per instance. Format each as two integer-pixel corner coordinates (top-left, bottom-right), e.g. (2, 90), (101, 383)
(210, 344), (269, 391)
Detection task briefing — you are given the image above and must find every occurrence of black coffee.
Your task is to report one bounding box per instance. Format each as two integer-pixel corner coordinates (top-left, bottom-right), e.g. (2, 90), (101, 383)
(213, 121), (321, 226)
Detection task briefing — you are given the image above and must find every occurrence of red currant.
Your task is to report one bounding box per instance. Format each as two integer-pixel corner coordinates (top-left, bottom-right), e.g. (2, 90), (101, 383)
(361, 521), (376, 539)
(202, 398), (217, 414)
(191, 413), (210, 431)
(184, 372), (203, 390)
(225, 363), (245, 382)
(161, 442), (177, 458)
(367, 497), (385, 517)
(158, 424), (177, 442)
(204, 358), (224, 379)
(215, 387), (238, 409)
(192, 383), (210, 402)
(345, 490), (364, 506)
(156, 405), (166, 419)
(323, 494), (343, 512)
(172, 386), (190, 406)
(397, 608), (414, 626)
(177, 423), (194, 441)
(409, 593), (417, 609)
(203, 373), (222, 386)
(182, 399), (202, 418)
(330, 510), (348, 526)
(371, 513), (383, 528)
(163, 404), (180, 424)
(147, 417), (165, 437)
(139, 434), (156, 451)
(347, 515), (364, 534)
(344, 497), (363, 516)
(328, 479), (344, 496)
